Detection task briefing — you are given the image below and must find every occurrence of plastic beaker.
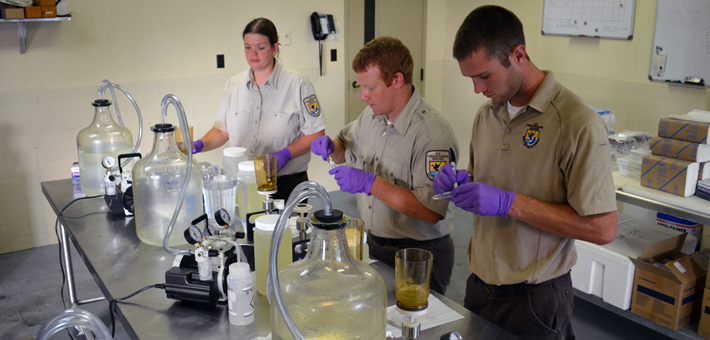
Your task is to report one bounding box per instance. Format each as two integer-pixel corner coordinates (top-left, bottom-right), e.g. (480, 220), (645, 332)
(201, 165), (237, 229)
(395, 248), (433, 311)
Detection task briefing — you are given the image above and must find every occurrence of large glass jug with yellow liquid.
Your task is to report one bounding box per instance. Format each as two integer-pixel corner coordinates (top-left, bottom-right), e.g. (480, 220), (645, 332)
(270, 210), (387, 339)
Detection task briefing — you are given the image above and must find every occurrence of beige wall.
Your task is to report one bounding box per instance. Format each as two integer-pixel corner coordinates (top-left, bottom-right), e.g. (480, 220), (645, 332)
(431, 0), (710, 165)
(0, 0), (346, 253)
(2, 0), (709, 254)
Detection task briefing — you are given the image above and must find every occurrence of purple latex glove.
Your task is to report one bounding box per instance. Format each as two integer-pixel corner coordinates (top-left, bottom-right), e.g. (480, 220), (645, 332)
(433, 163), (470, 194)
(450, 182), (516, 217)
(329, 166), (376, 195)
(311, 135), (335, 161)
(192, 140), (204, 153)
(274, 148), (292, 172)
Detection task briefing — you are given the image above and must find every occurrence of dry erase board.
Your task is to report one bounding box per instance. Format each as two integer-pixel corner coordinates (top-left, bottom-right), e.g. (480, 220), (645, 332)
(649, 0), (710, 87)
(542, 0), (636, 39)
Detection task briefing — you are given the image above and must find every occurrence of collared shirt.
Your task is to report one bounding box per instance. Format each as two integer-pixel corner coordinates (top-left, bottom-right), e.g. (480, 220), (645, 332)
(214, 62), (326, 175)
(337, 87), (459, 241)
(468, 71), (617, 285)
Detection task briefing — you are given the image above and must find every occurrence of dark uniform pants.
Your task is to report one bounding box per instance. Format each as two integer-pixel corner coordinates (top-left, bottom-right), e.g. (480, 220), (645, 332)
(367, 233), (454, 295)
(273, 171), (308, 202)
(464, 271), (575, 340)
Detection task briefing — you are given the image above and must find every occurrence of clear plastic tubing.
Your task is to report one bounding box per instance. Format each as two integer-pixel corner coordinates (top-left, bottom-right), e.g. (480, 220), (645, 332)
(159, 94), (195, 257)
(268, 181), (332, 340)
(97, 79), (143, 167)
(36, 308), (112, 340)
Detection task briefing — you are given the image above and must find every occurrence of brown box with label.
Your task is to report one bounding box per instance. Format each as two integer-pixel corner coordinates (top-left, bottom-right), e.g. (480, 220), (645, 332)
(629, 235), (709, 330)
(41, 5), (56, 17)
(24, 6), (41, 18)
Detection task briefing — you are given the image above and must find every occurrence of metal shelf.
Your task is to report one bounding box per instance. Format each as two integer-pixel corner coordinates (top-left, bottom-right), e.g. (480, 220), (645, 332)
(0, 15), (71, 54)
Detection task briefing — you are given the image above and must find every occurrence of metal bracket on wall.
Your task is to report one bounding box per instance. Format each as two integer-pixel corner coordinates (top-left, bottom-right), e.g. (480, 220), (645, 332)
(0, 15), (72, 54)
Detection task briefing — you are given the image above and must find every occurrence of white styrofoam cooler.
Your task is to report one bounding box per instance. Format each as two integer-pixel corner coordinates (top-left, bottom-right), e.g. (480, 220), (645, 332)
(571, 215), (697, 310)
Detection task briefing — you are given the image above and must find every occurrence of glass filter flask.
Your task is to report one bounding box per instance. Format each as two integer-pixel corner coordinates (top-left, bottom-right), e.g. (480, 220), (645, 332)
(76, 99), (134, 195)
(271, 210), (387, 339)
(132, 123), (202, 247)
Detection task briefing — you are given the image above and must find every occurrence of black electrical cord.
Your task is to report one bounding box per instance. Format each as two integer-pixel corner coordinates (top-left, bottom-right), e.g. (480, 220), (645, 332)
(53, 194), (102, 309)
(109, 284), (166, 338)
(51, 194), (102, 340)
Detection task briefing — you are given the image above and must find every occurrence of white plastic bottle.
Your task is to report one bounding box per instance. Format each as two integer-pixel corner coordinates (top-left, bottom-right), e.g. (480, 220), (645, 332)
(227, 262), (254, 326)
(222, 147), (247, 180)
(254, 214), (292, 296)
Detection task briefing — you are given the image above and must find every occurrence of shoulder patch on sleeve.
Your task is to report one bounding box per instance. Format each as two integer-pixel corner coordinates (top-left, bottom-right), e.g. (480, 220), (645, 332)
(303, 94), (321, 117)
(426, 150), (450, 181)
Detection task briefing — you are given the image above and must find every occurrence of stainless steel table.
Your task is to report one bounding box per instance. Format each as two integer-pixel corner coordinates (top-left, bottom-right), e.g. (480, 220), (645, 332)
(42, 178), (518, 339)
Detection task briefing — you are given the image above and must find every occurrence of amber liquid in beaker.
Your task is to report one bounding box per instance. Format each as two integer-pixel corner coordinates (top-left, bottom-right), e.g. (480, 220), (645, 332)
(254, 154), (277, 192)
(395, 248), (433, 311)
(396, 283), (430, 310)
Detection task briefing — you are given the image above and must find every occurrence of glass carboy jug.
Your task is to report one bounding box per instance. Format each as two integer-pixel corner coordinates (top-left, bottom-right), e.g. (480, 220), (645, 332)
(76, 99), (134, 195)
(132, 123), (202, 247)
(270, 210), (387, 339)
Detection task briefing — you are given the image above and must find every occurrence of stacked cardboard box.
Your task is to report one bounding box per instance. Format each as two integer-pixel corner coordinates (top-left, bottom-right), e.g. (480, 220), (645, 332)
(630, 245), (709, 330)
(641, 117), (710, 197)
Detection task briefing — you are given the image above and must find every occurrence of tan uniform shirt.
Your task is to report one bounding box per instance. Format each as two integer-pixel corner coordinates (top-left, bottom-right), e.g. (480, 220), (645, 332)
(337, 87), (458, 240)
(468, 71), (617, 285)
(214, 62), (326, 176)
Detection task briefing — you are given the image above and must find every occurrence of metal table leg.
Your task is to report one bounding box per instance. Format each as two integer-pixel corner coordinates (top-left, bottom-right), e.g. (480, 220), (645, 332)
(60, 222), (105, 306)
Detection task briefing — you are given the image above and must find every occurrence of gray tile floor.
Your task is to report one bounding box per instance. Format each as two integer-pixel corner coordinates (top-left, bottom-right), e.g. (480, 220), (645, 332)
(1, 199), (677, 340)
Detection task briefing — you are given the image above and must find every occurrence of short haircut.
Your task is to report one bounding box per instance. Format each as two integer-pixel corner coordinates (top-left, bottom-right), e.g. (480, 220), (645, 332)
(352, 36), (413, 85)
(452, 5), (527, 67)
(243, 18), (279, 46)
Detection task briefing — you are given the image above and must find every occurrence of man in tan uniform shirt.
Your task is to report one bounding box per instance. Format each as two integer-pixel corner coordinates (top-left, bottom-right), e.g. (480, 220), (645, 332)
(312, 37), (459, 294)
(434, 5), (617, 340)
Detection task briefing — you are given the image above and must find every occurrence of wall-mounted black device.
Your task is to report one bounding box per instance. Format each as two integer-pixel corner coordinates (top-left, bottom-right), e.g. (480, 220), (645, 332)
(310, 12), (335, 76)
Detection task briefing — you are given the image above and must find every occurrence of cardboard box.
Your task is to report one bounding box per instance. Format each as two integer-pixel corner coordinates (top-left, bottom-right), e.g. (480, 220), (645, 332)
(24, 6), (41, 18)
(697, 288), (710, 339)
(32, 0), (54, 6)
(658, 118), (710, 144)
(41, 5), (56, 17)
(641, 153), (699, 197)
(630, 243), (709, 330)
(572, 217), (698, 310)
(650, 136), (710, 162)
(2, 7), (25, 19)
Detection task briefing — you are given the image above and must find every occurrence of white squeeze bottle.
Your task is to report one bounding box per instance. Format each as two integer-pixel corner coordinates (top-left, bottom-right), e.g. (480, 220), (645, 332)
(227, 262), (254, 326)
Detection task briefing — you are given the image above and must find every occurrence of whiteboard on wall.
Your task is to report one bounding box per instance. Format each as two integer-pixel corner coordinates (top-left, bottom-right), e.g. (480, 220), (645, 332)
(649, 0), (710, 87)
(542, 0), (636, 40)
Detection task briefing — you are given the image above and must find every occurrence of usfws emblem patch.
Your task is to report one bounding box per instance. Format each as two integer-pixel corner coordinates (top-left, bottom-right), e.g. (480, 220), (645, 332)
(523, 123), (543, 149)
(303, 94), (321, 117)
(426, 150), (450, 180)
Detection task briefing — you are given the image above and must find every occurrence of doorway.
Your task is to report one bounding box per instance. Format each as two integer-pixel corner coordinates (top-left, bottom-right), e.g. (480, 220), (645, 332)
(345, 0), (426, 124)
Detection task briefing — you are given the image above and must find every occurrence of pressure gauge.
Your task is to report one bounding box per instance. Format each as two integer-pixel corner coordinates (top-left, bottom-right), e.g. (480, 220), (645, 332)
(184, 225), (203, 245)
(102, 156), (117, 169)
(213, 208), (231, 227)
